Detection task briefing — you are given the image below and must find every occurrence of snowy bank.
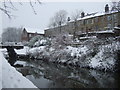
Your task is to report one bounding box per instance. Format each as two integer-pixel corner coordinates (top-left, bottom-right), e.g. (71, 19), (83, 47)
(0, 51), (38, 88)
(15, 46), (29, 55)
(28, 36), (120, 72)
(14, 61), (27, 67)
(0, 52), (2, 90)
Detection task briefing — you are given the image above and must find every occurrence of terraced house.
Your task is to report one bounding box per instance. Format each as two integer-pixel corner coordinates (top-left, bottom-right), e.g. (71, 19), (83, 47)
(45, 4), (120, 38)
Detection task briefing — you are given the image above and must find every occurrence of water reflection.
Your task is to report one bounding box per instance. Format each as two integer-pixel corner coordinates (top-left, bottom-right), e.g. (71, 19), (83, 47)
(16, 60), (119, 88)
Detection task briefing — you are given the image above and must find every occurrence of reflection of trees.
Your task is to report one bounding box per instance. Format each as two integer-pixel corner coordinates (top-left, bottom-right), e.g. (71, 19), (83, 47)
(32, 61), (117, 88)
(18, 66), (43, 79)
(28, 67), (43, 79)
(18, 60), (117, 88)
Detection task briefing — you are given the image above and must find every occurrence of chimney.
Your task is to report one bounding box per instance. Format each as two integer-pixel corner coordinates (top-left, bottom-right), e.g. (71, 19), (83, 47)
(67, 17), (71, 22)
(81, 12), (85, 18)
(105, 4), (109, 13)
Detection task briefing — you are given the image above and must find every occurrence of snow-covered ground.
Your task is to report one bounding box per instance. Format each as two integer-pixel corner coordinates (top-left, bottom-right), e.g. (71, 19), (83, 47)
(0, 52), (2, 90)
(15, 46), (29, 55)
(0, 42), (23, 46)
(14, 61), (27, 67)
(0, 51), (38, 89)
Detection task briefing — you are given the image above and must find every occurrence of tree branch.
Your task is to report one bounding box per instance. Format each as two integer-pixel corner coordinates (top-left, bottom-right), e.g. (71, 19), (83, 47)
(0, 7), (12, 19)
(9, 0), (18, 11)
(37, 0), (42, 5)
(29, 0), (37, 15)
(0, 0), (42, 18)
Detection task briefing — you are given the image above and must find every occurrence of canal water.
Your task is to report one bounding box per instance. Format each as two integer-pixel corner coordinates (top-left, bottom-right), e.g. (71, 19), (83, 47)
(15, 60), (119, 88)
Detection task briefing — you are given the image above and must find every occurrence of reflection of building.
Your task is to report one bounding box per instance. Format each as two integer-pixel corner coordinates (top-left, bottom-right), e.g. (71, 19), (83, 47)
(45, 4), (120, 38)
(21, 27), (44, 42)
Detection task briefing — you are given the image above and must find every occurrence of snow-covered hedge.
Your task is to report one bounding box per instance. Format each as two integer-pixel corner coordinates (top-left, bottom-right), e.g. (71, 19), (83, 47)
(28, 36), (120, 72)
(28, 35), (51, 47)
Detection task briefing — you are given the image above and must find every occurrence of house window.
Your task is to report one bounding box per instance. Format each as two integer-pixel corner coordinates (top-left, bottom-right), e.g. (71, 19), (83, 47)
(115, 23), (118, 27)
(113, 14), (117, 20)
(86, 19), (94, 24)
(24, 32), (27, 37)
(95, 17), (98, 22)
(81, 20), (85, 25)
(95, 25), (98, 31)
(88, 19), (91, 24)
(86, 20), (89, 24)
(91, 19), (94, 24)
(107, 24), (112, 30)
(101, 17), (105, 22)
(29, 34), (32, 37)
(107, 16), (112, 21)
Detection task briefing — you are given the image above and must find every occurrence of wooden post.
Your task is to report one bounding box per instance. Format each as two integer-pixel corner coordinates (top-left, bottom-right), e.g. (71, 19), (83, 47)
(6, 46), (17, 66)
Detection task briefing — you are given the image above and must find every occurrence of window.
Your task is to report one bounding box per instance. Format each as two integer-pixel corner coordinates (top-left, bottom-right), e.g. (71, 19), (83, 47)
(88, 19), (91, 24)
(107, 16), (112, 21)
(95, 25), (98, 31)
(79, 21), (82, 25)
(81, 20), (85, 25)
(107, 24), (112, 30)
(91, 19), (94, 24)
(29, 34), (32, 37)
(23, 31), (27, 37)
(87, 20), (89, 24)
(84, 20), (87, 24)
(95, 17), (98, 22)
(87, 19), (94, 24)
(115, 23), (118, 27)
(101, 17), (105, 22)
(78, 21), (81, 26)
(83, 20), (86, 25)
(113, 14), (117, 20)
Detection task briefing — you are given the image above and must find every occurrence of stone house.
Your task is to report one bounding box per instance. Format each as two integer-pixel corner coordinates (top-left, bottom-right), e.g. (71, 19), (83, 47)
(44, 4), (120, 38)
(21, 27), (44, 42)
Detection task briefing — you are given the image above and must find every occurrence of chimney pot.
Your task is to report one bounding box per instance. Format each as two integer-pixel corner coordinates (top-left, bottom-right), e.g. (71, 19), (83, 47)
(81, 12), (85, 18)
(105, 4), (109, 12)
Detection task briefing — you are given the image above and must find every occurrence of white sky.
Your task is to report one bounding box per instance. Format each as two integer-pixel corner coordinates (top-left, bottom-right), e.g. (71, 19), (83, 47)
(2, 0), (112, 33)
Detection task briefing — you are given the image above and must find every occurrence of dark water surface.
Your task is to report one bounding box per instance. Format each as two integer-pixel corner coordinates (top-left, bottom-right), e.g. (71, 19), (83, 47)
(15, 60), (119, 88)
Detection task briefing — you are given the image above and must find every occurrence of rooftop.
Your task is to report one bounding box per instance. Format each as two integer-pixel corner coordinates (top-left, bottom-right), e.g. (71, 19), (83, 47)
(23, 27), (44, 34)
(68, 10), (119, 23)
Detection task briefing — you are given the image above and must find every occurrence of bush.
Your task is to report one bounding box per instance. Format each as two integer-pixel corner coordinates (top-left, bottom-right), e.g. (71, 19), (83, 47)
(28, 35), (51, 48)
(28, 35), (43, 47)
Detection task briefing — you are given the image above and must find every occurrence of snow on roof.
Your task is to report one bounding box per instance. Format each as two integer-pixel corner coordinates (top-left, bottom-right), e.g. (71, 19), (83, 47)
(45, 11), (119, 30)
(70, 11), (119, 22)
(23, 27), (44, 34)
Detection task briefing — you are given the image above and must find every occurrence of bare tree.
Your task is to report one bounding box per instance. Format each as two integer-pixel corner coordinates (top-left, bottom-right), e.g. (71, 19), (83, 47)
(48, 17), (57, 28)
(51, 32), (73, 50)
(2, 27), (22, 42)
(71, 10), (82, 40)
(48, 10), (68, 33)
(111, 1), (120, 12)
(71, 10), (82, 21)
(0, 0), (41, 19)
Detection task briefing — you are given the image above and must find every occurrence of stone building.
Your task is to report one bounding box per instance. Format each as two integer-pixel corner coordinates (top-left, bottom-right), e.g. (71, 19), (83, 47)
(45, 4), (120, 38)
(21, 27), (44, 42)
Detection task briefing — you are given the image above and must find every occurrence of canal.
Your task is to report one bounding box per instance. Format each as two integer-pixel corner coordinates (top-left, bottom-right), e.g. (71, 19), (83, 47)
(15, 59), (119, 88)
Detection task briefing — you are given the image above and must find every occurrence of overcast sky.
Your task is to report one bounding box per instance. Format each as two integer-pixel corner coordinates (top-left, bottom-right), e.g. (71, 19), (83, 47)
(2, 1), (112, 33)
